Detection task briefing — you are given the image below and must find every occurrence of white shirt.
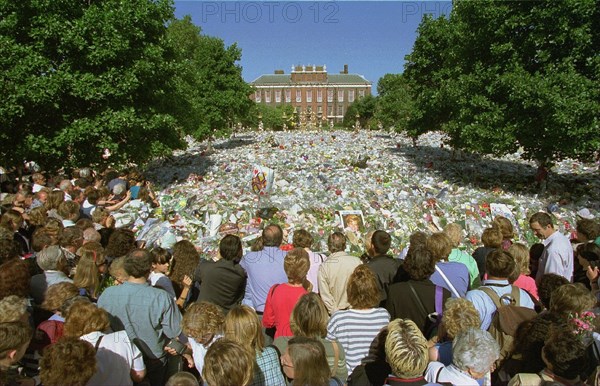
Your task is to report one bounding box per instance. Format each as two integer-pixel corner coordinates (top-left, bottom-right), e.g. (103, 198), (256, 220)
(425, 362), (480, 386)
(536, 230), (574, 283)
(81, 331), (145, 386)
(189, 334), (223, 376)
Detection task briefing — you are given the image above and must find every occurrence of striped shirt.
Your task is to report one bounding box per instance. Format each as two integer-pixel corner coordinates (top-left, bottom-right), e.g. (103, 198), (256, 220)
(326, 308), (390, 375)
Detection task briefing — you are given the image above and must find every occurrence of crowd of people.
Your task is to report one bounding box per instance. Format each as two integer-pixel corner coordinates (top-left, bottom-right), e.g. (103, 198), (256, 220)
(0, 167), (600, 386)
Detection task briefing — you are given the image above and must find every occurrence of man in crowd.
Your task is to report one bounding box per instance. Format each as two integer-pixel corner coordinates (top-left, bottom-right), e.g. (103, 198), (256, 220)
(529, 212), (573, 283)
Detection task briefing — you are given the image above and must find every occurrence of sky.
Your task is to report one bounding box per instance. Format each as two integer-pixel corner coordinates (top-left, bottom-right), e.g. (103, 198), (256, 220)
(173, 1), (452, 92)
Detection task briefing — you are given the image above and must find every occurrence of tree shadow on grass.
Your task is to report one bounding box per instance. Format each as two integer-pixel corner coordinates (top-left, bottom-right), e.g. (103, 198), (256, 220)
(388, 144), (599, 203)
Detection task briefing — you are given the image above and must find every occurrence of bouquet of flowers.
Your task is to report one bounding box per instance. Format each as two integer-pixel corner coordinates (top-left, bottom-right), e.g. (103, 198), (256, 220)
(568, 311), (596, 343)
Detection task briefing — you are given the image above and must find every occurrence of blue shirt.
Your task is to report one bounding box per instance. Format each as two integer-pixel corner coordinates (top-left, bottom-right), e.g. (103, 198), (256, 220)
(465, 279), (535, 331)
(240, 247), (287, 312)
(430, 261), (469, 298)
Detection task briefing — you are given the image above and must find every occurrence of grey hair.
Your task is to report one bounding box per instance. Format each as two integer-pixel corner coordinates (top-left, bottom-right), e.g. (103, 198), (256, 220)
(79, 168), (91, 178)
(112, 183), (126, 195)
(452, 328), (499, 374)
(36, 245), (66, 271)
(59, 179), (73, 192)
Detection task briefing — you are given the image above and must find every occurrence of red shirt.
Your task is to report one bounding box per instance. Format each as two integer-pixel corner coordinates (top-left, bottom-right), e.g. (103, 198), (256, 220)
(262, 283), (307, 338)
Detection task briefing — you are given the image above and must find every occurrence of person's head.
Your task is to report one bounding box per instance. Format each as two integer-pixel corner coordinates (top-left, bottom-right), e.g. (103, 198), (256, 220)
(485, 248), (516, 279)
(327, 232), (346, 253)
(481, 227), (503, 249)
(0, 238), (19, 264)
(31, 227), (56, 252)
(171, 240), (200, 285)
(105, 228), (136, 258)
(283, 337), (330, 386)
(292, 229), (313, 249)
(219, 234), (243, 263)
(45, 190), (65, 210)
(32, 172), (46, 186)
(41, 282), (81, 314)
(123, 248), (153, 279)
(508, 243), (531, 280)
(39, 337), (97, 386)
(166, 372), (200, 386)
(347, 265), (380, 309)
(443, 223), (464, 248)
(182, 302), (225, 344)
(345, 215), (361, 232)
(82, 227), (101, 244)
(37, 245), (67, 271)
(549, 283), (596, 318)
(224, 304), (264, 352)
(150, 247), (172, 273)
(284, 247), (310, 286)
(408, 231), (428, 249)
(0, 209), (23, 231)
(109, 256), (129, 284)
(0, 321), (32, 369)
(364, 230), (376, 258)
(576, 218), (600, 242)
(538, 274), (569, 310)
(73, 242), (106, 297)
(440, 298), (481, 340)
(112, 183), (126, 196)
(27, 206), (48, 227)
(0, 259), (30, 299)
(59, 226), (84, 251)
(0, 295), (28, 323)
(58, 179), (74, 195)
(290, 293), (329, 339)
(34, 189), (49, 205)
(203, 339), (254, 386)
(542, 327), (589, 380)
(262, 224), (283, 247)
(529, 212), (555, 239)
(493, 216), (514, 240)
(57, 200), (80, 222)
(426, 232), (452, 262)
(452, 328), (499, 379)
(385, 318), (428, 379)
(403, 244), (436, 280)
(370, 230), (391, 255)
(576, 242), (600, 267)
(43, 217), (64, 241)
(63, 302), (110, 338)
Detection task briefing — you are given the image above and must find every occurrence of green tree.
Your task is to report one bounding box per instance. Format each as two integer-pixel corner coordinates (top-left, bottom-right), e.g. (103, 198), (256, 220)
(374, 74), (415, 134)
(343, 94), (377, 129)
(165, 16), (254, 141)
(247, 103), (295, 131)
(0, 0), (184, 171)
(404, 0), (600, 165)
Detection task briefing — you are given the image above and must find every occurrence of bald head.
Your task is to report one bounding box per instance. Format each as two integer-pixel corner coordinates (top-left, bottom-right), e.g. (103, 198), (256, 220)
(262, 224), (283, 247)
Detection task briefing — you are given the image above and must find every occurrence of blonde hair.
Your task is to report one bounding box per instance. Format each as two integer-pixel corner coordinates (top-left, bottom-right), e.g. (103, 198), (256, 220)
(426, 232), (452, 262)
(441, 298), (481, 340)
(182, 302), (224, 340)
(42, 282), (79, 312)
(224, 305), (264, 352)
(549, 283), (596, 317)
(443, 223), (463, 247)
(109, 256), (129, 284)
(508, 243), (530, 276)
(385, 319), (428, 379)
(0, 296), (28, 323)
(494, 216), (514, 240)
(73, 242), (105, 298)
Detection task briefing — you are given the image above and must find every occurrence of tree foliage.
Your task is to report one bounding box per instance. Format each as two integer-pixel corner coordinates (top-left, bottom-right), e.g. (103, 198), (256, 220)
(165, 16), (253, 140)
(343, 94), (377, 129)
(247, 103), (295, 131)
(403, 0), (600, 164)
(0, 0), (184, 170)
(374, 74), (415, 133)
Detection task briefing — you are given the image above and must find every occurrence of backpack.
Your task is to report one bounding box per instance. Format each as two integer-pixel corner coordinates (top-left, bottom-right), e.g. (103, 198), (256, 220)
(479, 286), (537, 367)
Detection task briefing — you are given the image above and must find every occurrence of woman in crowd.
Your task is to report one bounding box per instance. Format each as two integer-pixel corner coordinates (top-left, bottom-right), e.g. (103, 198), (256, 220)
(73, 242), (108, 301)
(63, 301), (146, 385)
(29, 245), (72, 305)
(281, 337), (343, 386)
(273, 293), (347, 382)
(494, 216), (515, 250)
(170, 240), (198, 308)
(203, 339), (254, 386)
(472, 227), (503, 281)
(427, 232), (469, 297)
(444, 223), (481, 289)
(384, 319), (431, 386)
(263, 247), (311, 339)
(224, 304), (285, 386)
(327, 265), (390, 375)
(149, 247), (176, 299)
(508, 243), (539, 299)
(39, 338), (97, 386)
(292, 229), (324, 293)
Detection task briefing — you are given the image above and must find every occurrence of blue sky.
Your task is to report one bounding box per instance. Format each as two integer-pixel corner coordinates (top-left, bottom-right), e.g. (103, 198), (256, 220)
(174, 1), (452, 92)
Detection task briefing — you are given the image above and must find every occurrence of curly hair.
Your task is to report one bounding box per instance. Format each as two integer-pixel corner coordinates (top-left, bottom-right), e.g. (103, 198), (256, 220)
(549, 283), (596, 318)
(0, 321), (32, 360)
(538, 274), (569, 310)
(347, 265), (380, 309)
(0, 209), (24, 231)
(0, 238), (19, 264)
(31, 227), (57, 253)
(171, 240), (200, 292)
(543, 326), (588, 380)
(290, 293), (329, 339)
(40, 337), (97, 386)
(59, 226), (83, 250)
(182, 301), (225, 341)
(0, 295), (28, 323)
(493, 216), (515, 240)
(28, 206), (48, 227)
(440, 298), (481, 340)
(203, 339), (254, 386)
(0, 259), (30, 299)
(403, 244), (436, 281)
(284, 248), (310, 286)
(224, 304), (264, 352)
(57, 201), (80, 222)
(385, 319), (428, 379)
(425, 232), (452, 262)
(64, 302), (110, 338)
(42, 282), (80, 312)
